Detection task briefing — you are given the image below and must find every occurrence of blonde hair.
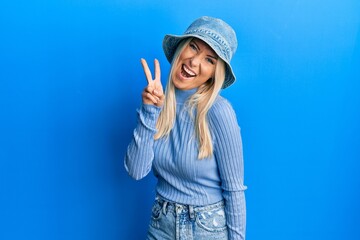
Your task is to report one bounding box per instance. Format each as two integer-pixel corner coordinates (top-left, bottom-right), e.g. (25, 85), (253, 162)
(155, 38), (226, 159)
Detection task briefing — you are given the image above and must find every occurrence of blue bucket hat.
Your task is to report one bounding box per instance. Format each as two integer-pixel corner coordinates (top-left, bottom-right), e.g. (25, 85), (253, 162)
(163, 16), (238, 89)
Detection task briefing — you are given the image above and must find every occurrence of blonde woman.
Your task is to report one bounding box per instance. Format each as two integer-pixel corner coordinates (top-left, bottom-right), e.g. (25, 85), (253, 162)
(125, 16), (246, 240)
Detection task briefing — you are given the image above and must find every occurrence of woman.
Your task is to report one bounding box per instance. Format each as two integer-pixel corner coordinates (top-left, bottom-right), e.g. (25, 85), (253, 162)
(125, 16), (246, 240)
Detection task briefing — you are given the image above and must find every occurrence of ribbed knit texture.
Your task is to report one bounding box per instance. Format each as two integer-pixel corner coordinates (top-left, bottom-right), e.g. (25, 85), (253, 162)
(125, 88), (246, 239)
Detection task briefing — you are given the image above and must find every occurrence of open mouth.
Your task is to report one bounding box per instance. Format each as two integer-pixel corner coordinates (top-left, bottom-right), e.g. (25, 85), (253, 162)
(181, 64), (196, 78)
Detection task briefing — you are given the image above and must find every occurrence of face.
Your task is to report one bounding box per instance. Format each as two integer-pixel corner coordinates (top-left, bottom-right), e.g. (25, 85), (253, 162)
(172, 38), (218, 90)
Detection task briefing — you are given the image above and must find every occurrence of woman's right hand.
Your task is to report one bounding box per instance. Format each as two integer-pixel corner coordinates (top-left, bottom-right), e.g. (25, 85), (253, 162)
(140, 58), (164, 107)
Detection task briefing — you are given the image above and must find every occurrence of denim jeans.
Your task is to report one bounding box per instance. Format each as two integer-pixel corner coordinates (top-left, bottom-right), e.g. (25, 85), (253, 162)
(146, 196), (228, 240)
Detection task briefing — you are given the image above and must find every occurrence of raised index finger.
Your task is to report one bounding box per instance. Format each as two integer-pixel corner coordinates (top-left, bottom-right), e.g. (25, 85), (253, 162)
(140, 58), (153, 85)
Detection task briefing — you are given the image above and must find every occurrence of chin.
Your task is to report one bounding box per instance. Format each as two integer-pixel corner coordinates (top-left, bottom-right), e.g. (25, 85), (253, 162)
(174, 83), (187, 90)
(172, 74), (194, 90)
(172, 77), (185, 90)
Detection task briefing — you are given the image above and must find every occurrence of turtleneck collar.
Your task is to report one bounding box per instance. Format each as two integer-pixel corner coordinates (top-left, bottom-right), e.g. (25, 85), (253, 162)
(175, 87), (198, 104)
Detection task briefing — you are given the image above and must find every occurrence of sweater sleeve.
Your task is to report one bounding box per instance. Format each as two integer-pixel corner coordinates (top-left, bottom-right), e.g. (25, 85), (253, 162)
(124, 104), (162, 180)
(209, 99), (247, 240)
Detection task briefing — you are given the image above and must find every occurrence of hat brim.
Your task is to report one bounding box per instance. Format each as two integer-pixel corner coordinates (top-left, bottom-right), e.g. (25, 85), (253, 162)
(163, 34), (236, 89)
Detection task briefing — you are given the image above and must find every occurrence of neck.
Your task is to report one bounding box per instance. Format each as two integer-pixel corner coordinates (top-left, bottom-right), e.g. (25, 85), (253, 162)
(175, 87), (197, 104)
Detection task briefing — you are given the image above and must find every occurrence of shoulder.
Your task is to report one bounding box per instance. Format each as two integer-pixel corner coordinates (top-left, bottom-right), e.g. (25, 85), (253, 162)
(208, 95), (237, 120)
(208, 95), (241, 131)
(208, 95), (241, 139)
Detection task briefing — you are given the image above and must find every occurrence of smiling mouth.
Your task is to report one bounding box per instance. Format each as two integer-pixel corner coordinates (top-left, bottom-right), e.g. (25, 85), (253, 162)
(181, 64), (196, 78)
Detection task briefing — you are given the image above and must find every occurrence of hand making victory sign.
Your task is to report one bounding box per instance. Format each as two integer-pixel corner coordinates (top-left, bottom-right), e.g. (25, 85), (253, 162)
(140, 58), (164, 107)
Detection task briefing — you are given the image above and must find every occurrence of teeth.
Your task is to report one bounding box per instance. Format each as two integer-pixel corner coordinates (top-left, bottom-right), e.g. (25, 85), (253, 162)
(183, 65), (196, 77)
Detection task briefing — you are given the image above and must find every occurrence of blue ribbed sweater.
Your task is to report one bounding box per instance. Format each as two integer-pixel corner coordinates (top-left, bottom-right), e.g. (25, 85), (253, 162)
(125, 88), (246, 239)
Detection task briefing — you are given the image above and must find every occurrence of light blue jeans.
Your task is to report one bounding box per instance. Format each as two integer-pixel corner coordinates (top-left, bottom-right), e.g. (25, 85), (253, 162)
(146, 196), (228, 240)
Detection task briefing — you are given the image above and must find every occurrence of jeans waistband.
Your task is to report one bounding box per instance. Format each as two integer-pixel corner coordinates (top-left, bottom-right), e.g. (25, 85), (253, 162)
(155, 195), (225, 220)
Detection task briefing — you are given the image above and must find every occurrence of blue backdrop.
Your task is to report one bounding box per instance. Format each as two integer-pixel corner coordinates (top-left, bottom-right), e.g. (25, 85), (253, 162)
(1, 0), (359, 239)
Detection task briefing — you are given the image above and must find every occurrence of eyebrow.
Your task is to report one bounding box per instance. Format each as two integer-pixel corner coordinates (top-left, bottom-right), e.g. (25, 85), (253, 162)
(192, 40), (218, 60)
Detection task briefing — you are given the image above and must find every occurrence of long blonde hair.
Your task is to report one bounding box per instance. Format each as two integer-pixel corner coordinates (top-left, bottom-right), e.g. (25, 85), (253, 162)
(155, 38), (226, 159)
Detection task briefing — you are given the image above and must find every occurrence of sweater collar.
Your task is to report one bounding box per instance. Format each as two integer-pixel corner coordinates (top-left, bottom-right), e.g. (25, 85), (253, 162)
(175, 87), (198, 104)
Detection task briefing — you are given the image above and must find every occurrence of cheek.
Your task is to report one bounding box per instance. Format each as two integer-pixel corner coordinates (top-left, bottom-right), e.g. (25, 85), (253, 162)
(203, 65), (216, 79)
(179, 50), (191, 60)
(173, 60), (182, 74)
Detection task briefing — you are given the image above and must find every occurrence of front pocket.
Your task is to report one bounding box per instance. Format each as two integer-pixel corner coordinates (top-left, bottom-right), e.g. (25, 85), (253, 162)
(195, 207), (227, 232)
(149, 201), (163, 230)
(151, 201), (162, 220)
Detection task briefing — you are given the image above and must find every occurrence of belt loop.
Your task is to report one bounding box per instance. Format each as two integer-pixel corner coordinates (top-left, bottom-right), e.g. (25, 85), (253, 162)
(162, 201), (168, 215)
(189, 205), (195, 220)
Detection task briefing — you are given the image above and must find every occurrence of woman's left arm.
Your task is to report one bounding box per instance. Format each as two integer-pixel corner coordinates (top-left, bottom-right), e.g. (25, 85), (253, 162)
(209, 98), (247, 240)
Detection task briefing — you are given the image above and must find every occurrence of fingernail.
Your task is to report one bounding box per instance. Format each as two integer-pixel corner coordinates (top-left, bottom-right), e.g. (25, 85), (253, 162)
(154, 90), (158, 94)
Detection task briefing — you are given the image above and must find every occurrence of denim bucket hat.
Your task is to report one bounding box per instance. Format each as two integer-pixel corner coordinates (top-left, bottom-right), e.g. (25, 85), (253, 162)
(163, 16), (237, 89)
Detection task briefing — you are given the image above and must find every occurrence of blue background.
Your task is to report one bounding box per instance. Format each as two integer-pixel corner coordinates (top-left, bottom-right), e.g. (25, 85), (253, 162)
(1, 0), (359, 239)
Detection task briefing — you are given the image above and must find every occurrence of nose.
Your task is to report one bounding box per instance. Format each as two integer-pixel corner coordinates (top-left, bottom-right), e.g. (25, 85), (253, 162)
(190, 54), (201, 67)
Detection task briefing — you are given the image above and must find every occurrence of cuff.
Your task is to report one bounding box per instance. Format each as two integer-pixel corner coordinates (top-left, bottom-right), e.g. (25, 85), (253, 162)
(138, 104), (162, 130)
